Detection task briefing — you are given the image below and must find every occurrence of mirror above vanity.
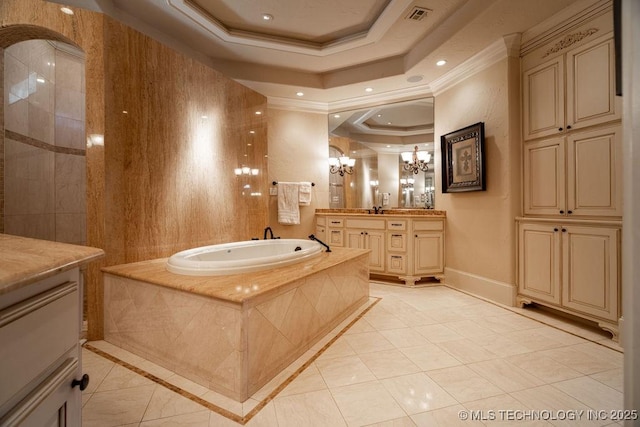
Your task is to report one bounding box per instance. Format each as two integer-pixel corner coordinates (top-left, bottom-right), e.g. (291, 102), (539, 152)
(328, 97), (435, 209)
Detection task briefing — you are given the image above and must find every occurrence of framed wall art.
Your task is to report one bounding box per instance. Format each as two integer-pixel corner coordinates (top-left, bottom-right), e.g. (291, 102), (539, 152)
(441, 122), (486, 193)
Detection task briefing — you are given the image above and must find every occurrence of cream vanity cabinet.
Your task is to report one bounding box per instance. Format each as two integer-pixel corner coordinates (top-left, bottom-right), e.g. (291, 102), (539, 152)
(518, 3), (622, 339)
(522, 33), (620, 141)
(315, 212), (445, 285)
(0, 235), (103, 426)
(517, 220), (620, 338)
(523, 124), (622, 217)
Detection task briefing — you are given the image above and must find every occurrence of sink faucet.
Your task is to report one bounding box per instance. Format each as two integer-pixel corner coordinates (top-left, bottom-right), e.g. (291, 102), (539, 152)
(372, 206), (379, 214)
(263, 226), (274, 239)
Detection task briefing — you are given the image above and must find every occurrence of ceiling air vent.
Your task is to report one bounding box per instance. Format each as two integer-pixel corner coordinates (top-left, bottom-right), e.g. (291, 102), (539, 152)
(405, 6), (431, 21)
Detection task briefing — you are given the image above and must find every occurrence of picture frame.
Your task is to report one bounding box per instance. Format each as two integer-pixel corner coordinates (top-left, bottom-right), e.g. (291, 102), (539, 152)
(441, 122), (485, 193)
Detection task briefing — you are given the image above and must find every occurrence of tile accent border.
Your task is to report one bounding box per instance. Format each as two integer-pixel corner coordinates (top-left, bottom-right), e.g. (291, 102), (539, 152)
(5, 129), (85, 156)
(85, 296), (382, 425)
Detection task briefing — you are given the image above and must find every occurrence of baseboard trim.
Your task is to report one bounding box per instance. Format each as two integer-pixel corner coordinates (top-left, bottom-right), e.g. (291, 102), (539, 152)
(443, 267), (516, 307)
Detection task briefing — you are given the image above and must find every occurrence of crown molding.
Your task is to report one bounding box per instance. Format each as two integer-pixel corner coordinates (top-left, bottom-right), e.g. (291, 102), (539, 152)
(267, 97), (329, 113)
(167, 0), (414, 57)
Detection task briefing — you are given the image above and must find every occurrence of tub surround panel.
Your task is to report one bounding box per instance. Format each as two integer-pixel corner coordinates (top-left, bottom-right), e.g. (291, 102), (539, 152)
(104, 18), (269, 267)
(104, 249), (369, 401)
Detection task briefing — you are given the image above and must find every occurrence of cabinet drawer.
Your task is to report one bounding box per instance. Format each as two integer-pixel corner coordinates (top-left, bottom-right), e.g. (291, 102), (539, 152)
(327, 218), (344, 227)
(413, 220), (444, 231)
(0, 282), (79, 409)
(387, 220), (407, 231)
(387, 254), (407, 274)
(316, 216), (326, 226)
(345, 218), (385, 229)
(387, 233), (407, 252)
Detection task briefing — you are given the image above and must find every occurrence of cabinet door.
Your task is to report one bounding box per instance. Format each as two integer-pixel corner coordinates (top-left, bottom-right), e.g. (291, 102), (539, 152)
(518, 223), (561, 305)
(345, 229), (364, 249)
(367, 231), (385, 272)
(562, 225), (618, 321)
(387, 232), (407, 252)
(387, 254), (407, 274)
(523, 56), (565, 140)
(523, 137), (566, 215)
(566, 125), (622, 217)
(413, 232), (443, 275)
(566, 34), (620, 130)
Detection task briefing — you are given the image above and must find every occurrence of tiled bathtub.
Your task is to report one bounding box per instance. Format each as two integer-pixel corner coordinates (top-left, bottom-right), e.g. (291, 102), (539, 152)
(102, 247), (370, 401)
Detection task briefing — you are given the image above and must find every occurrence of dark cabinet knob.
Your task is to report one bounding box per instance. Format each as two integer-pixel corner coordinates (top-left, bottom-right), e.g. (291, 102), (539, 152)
(568, 210), (573, 214)
(554, 228), (559, 232)
(562, 228), (567, 233)
(559, 210), (564, 214)
(72, 374), (90, 391)
(567, 125), (572, 129)
(558, 127), (563, 131)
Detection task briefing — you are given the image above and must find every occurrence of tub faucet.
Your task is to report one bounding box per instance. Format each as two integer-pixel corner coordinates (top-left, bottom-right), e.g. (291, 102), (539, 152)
(263, 226), (274, 239)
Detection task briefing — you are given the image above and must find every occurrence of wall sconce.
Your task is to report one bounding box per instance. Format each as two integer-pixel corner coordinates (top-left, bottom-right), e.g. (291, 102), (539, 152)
(329, 156), (355, 176)
(400, 177), (415, 188)
(401, 145), (431, 174)
(234, 166), (259, 176)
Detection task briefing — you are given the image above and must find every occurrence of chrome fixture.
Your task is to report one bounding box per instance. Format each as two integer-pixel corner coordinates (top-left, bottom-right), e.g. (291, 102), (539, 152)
(400, 177), (415, 189)
(401, 145), (431, 174)
(328, 156), (356, 176)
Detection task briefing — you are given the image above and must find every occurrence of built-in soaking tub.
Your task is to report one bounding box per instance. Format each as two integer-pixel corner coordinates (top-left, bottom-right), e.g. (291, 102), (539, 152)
(102, 244), (370, 402)
(166, 239), (323, 276)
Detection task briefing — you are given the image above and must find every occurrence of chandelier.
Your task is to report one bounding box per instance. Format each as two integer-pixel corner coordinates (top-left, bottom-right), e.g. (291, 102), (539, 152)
(401, 145), (431, 174)
(328, 156), (356, 176)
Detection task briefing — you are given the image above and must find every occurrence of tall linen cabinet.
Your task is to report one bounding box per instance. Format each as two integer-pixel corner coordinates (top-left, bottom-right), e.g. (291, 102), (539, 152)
(517, 0), (622, 340)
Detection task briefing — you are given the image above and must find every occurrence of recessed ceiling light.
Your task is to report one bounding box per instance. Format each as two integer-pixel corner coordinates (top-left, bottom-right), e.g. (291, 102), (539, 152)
(60, 6), (74, 15)
(365, 87), (373, 92)
(386, 145), (391, 148)
(436, 59), (447, 66)
(262, 13), (273, 21)
(407, 75), (423, 83)
(296, 92), (304, 97)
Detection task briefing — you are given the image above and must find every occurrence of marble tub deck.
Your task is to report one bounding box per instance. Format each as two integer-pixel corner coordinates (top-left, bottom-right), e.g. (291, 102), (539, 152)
(102, 247), (371, 402)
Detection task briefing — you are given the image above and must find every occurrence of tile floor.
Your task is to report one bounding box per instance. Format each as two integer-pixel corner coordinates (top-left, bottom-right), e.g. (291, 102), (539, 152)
(81, 283), (625, 426)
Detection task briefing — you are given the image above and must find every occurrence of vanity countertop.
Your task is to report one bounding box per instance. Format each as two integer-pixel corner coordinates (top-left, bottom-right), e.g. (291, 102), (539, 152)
(0, 234), (105, 295)
(315, 208), (446, 217)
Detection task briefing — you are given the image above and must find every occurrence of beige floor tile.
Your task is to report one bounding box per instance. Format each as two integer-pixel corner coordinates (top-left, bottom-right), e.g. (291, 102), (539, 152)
(436, 339), (499, 364)
(380, 372), (458, 414)
(504, 328), (568, 352)
(139, 409), (211, 426)
(273, 389), (346, 427)
(359, 349), (422, 379)
(552, 376), (623, 411)
(316, 336), (356, 360)
(506, 353), (583, 383)
(142, 385), (210, 421)
(165, 374), (212, 397)
(379, 327), (431, 348)
(315, 354), (376, 388)
(413, 324), (464, 343)
(365, 313), (409, 330)
(410, 404), (484, 426)
(331, 380), (407, 426)
(399, 343), (463, 371)
(589, 368), (623, 392)
(82, 384), (156, 427)
(345, 317), (376, 334)
(427, 366), (503, 403)
(82, 357), (115, 395)
(364, 416), (418, 426)
(474, 313), (542, 334)
(511, 385), (603, 427)
(279, 364), (328, 397)
(467, 359), (546, 392)
(96, 364), (155, 392)
(474, 334), (532, 357)
(343, 330), (396, 354)
(539, 345), (622, 375)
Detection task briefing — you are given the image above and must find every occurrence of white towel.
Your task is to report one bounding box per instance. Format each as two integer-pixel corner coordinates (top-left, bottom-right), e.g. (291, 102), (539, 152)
(298, 182), (312, 206)
(277, 182), (300, 225)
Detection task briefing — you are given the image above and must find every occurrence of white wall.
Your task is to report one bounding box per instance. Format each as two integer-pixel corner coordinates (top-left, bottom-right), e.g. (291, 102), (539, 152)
(434, 52), (521, 306)
(267, 107), (329, 238)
